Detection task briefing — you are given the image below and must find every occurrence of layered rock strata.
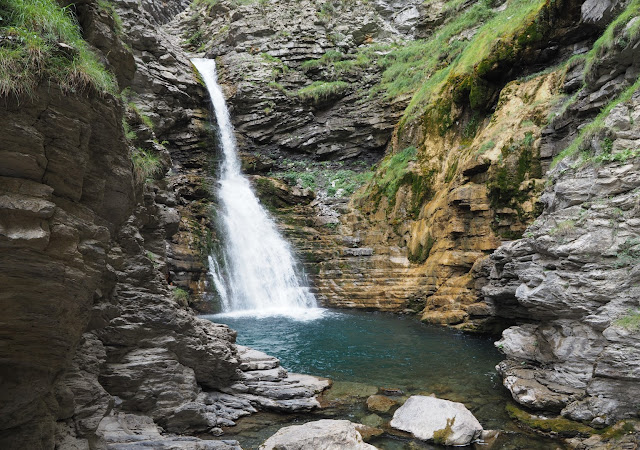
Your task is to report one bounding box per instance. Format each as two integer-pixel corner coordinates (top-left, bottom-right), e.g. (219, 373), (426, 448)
(483, 18), (640, 425)
(0, 0), (328, 448)
(181, 0), (413, 164)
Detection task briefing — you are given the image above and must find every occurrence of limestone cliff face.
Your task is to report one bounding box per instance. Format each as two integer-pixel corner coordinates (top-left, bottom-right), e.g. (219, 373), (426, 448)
(483, 11), (640, 426)
(295, 0), (594, 328)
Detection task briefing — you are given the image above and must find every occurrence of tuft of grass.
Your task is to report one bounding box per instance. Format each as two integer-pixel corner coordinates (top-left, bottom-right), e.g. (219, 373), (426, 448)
(173, 287), (190, 304)
(191, 0), (218, 8)
(132, 148), (163, 183)
(300, 49), (344, 71)
(127, 102), (154, 129)
(614, 310), (640, 330)
(0, 0), (117, 98)
(551, 78), (640, 169)
(584, 0), (640, 76)
(296, 80), (349, 104)
(96, 0), (123, 36)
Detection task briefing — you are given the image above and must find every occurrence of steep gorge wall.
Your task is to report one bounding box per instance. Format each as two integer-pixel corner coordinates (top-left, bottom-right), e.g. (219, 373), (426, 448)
(0, 1), (327, 448)
(482, 5), (640, 428)
(305, 0), (599, 328)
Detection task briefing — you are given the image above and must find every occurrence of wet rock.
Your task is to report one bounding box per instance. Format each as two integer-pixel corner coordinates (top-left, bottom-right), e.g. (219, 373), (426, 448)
(259, 419), (378, 450)
(390, 396), (483, 446)
(581, 0), (626, 27)
(322, 381), (379, 404)
(366, 395), (398, 413)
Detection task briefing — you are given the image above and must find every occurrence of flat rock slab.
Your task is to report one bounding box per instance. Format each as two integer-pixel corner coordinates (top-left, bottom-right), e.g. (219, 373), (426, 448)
(259, 419), (378, 449)
(390, 396), (483, 446)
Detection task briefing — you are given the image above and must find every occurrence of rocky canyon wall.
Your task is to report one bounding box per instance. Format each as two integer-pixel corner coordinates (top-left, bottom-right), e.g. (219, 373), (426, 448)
(189, 0), (640, 430)
(0, 1), (327, 448)
(483, 3), (640, 427)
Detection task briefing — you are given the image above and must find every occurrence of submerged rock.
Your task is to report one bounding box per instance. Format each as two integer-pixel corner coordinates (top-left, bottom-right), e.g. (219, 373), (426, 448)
(390, 396), (483, 446)
(366, 395), (398, 413)
(259, 419), (378, 450)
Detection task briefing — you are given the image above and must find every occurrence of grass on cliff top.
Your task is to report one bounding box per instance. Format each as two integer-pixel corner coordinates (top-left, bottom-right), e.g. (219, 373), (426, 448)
(0, 0), (116, 98)
(378, 0), (546, 119)
(584, 0), (640, 75)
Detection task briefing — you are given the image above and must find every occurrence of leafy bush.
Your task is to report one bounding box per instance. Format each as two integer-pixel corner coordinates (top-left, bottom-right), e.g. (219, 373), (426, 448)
(0, 0), (116, 97)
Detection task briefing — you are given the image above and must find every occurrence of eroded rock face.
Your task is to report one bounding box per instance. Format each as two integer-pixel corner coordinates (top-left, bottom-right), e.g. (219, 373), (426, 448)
(259, 419), (377, 450)
(0, 82), (135, 449)
(484, 26), (640, 425)
(1, 1), (330, 448)
(390, 396), (483, 446)
(581, 0), (627, 27)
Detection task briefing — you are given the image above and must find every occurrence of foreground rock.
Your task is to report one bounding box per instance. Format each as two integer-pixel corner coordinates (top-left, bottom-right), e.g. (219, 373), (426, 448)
(390, 396), (482, 446)
(259, 419), (377, 450)
(0, 1), (329, 447)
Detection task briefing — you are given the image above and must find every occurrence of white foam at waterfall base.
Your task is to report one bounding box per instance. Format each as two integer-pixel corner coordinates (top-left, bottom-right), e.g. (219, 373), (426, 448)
(192, 58), (322, 321)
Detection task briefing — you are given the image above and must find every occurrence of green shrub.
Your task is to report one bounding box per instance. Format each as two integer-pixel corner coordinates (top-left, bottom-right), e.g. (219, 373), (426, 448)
(296, 80), (349, 103)
(173, 288), (190, 304)
(132, 148), (163, 183)
(0, 0), (116, 97)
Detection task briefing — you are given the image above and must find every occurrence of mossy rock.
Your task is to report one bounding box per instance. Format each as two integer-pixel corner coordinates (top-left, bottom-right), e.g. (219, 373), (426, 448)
(322, 381), (379, 404)
(506, 403), (596, 437)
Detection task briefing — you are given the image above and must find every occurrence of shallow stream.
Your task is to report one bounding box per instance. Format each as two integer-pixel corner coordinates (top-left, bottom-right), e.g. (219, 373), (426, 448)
(204, 310), (560, 449)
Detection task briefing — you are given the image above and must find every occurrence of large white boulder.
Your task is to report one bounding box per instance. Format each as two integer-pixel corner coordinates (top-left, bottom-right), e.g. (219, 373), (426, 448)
(390, 396), (482, 446)
(259, 419), (377, 450)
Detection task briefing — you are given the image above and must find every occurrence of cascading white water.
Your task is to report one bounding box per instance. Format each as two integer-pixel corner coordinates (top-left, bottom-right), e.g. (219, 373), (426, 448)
(192, 58), (321, 320)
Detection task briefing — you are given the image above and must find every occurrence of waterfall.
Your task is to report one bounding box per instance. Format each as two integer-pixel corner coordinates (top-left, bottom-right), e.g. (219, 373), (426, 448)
(192, 58), (321, 320)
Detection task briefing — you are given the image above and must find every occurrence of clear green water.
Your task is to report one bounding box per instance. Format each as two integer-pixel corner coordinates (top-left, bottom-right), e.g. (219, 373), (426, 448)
(204, 310), (560, 449)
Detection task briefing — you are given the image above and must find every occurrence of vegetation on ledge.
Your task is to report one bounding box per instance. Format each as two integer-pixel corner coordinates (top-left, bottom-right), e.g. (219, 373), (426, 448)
(296, 80), (349, 104)
(0, 0), (116, 97)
